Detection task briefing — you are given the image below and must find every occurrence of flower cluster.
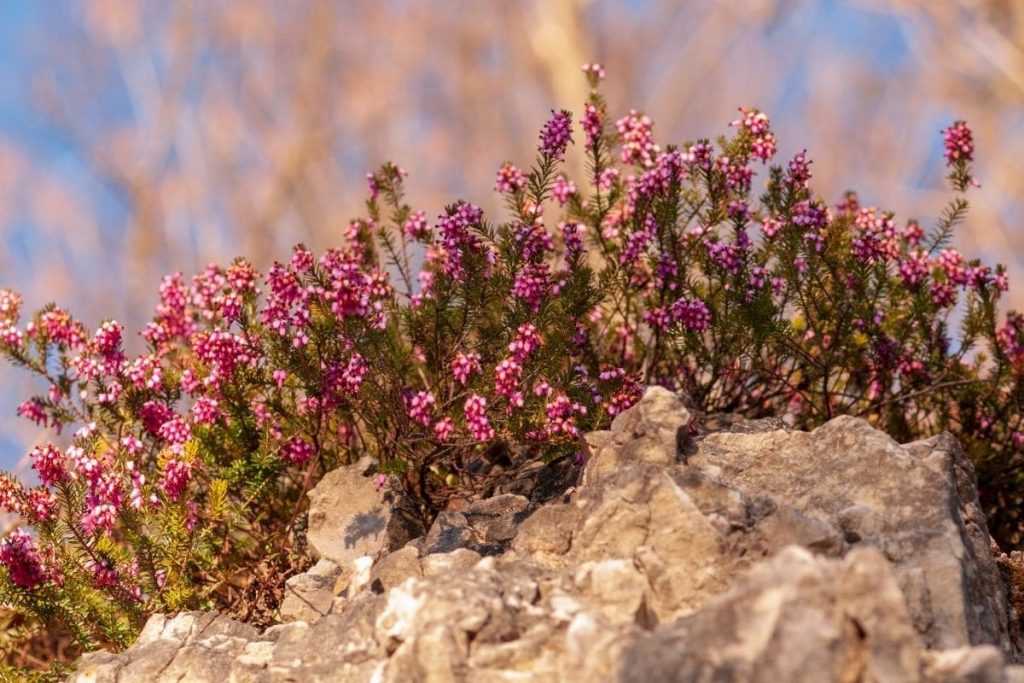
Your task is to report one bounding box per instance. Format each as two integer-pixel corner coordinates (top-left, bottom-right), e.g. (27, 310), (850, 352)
(539, 110), (573, 161)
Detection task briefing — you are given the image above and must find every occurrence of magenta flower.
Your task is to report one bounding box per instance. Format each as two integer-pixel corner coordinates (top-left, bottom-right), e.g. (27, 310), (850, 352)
(730, 108), (777, 163)
(433, 417), (454, 442)
(539, 110), (574, 161)
(280, 436), (314, 466)
(406, 390), (436, 427)
(552, 175), (577, 205)
(30, 443), (67, 487)
(404, 210), (430, 241)
(670, 298), (711, 332)
(616, 109), (658, 167)
(0, 289), (21, 325)
(898, 250), (931, 287)
(158, 416), (191, 450)
(25, 488), (56, 523)
(495, 162), (526, 194)
(0, 529), (45, 589)
(543, 391), (587, 438)
(508, 323), (542, 361)
(452, 352), (482, 385)
(943, 120), (974, 164)
(581, 104), (603, 148)
(560, 221), (585, 262)
(787, 150), (812, 188)
(464, 394), (495, 441)
(494, 358), (523, 402)
(436, 202), (485, 282)
(88, 558), (118, 589)
(511, 262), (550, 312)
(160, 457), (193, 501)
(191, 397), (222, 425)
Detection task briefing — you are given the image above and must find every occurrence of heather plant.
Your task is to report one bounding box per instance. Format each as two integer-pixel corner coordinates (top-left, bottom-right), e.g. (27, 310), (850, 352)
(0, 64), (1021, 676)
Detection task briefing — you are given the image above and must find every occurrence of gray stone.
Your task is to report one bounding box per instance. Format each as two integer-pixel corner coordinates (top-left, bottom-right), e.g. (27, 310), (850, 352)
(421, 548), (481, 577)
(278, 558), (341, 623)
(619, 546), (923, 683)
(422, 511), (477, 555)
(65, 389), (1024, 682)
(462, 493), (533, 544)
(582, 385), (691, 485)
(370, 545), (422, 592)
(306, 455), (425, 566)
(690, 417), (1014, 653)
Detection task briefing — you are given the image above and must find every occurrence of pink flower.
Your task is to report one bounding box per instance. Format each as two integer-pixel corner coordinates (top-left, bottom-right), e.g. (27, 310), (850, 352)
(512, 262), (550, 312)
(598, 167), (620, 190)
(435, 202), (485, 282)
(543, 391), (588, 438)
(160, 457), (193, 501)
(406, 390), (436, 427)
(81, 500), (118, 537)
(126, 461), (149, 510)
(494, 359), (523, 402)
(433, 417), (454, 442)
(404, 210), (430, 240)
(581, 62), (605, 83)
(280, 436), (314, 466)
(508, 323), (542, 361)
(937, 249), (968, 286)
(731, 107), (776, 162)
(616, 110), (658, 167)
(342, 353), (368, 393)
(121, 436), (144, 456)
(561, 222), (585, 262)
(898, 250), (931, 286)
(93, 320), (123, 361)
(0, 529), (45, 589)
(0, 322), (23, 350)
(552, 175), (577, 205)
(929, 282), (956, 308)
(581, 104), (603, 147)
(158, 416), (191, 449)
(143, 274), (195, 350)
(539, 110), (573, 161)
(0, 289), (22, 325)
(451, 352), (482, 385)
(25, 488), (56, 522)
(30, 443), (66, 487)
(464, 394), (495, 442)
(88, 558), (118, 588)
(191, 397), (222, 425)
(943, 120), (974, 164)
(787, 149), (812, 188)
(494, 162), (526, 194)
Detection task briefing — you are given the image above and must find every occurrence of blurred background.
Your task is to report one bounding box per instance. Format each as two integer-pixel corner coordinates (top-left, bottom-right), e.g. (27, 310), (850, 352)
(0, 0), (1021, 470)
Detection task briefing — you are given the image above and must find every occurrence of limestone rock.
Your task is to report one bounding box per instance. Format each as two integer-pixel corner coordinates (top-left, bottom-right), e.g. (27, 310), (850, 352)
(690, 417), (1014, 653)
(278, 559), (341, 623)
(66, 389), (1024, 682)
(306, 456), (425, 565)
(619, 546), (922, 683)
(71, 612), (258, 683)
(421, 494), (534, 556)
(582, 385), (691, 485)
(369, 545), (422, 593)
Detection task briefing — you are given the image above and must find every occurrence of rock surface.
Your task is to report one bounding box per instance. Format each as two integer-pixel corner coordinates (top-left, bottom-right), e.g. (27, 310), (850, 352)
(69, 387), (1024, 682)
(305, 455), (425, 565)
